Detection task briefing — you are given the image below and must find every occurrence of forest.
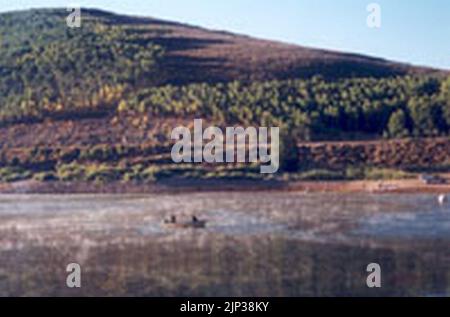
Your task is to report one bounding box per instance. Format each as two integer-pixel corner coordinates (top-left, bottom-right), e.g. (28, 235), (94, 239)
(120, 75), (450, 140)
(0, 9), (164, 124)
(1, 9), (449, 141)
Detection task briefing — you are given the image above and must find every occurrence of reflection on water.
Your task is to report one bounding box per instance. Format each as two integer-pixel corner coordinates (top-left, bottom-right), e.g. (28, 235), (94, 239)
(0, 193), (449, 296)
(355, 211), (450, 239)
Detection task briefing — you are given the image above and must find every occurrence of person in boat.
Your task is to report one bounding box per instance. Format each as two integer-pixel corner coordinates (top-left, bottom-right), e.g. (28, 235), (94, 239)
(164, 215), (177, 224)
(192, 216), (199, 223)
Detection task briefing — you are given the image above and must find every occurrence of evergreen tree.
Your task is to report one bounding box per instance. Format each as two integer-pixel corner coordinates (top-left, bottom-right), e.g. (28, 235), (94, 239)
(386, 109), (409, 138)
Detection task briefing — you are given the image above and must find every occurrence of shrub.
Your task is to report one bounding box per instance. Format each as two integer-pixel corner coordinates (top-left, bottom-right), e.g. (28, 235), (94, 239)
(141, 166), (158, 181)
(33, 172), (57, 182)
(56, 163), (86, 181)
(297, 169), (344, 180)
(0, 167), (32, 182)
(364, 168), (413, 180)
(84, 164), (123, 182)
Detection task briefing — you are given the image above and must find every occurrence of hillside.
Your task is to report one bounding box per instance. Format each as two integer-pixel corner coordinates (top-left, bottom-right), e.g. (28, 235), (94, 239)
(0, 8), (449, 185)
(0, 8), (443, 85)
(0, 8), (447, 122)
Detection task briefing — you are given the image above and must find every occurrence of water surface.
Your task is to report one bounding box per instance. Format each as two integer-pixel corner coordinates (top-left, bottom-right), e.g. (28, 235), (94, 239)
(0, 192), (449, 296)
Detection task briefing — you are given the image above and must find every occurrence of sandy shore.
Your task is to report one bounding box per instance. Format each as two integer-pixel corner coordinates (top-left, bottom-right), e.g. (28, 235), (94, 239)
(1, 177), (450, 194)
(287, 179), (450, 194)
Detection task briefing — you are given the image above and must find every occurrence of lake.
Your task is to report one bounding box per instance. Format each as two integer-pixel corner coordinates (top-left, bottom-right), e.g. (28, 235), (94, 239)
(0, 192), (449, 296)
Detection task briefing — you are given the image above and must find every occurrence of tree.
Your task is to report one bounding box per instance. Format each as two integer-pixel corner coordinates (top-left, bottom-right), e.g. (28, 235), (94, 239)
(386, 109), (409, 138)
(279, 127), (300, 172)
(117, 99), (128, 113)
(441, 77), (450, 128)
(408, 96), (439, 137)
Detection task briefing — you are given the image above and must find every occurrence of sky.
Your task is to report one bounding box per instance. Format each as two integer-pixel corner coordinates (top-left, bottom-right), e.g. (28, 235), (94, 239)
(1, 0), (449, 69)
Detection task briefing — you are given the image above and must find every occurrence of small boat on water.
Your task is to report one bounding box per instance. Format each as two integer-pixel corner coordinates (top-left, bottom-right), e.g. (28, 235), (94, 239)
(163, 215), (207, 229)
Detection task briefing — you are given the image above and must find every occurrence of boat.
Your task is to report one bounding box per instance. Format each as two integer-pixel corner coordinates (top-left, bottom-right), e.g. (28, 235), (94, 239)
(163, 216), (207, 229)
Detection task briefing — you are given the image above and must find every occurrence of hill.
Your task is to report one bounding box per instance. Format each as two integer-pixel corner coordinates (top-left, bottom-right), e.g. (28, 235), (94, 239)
(0, 8), (447, 122)
(0, 8), (449, 185)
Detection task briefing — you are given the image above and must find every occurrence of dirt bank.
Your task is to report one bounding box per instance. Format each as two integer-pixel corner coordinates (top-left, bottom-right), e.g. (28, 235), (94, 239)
(1, 178), (450, 194)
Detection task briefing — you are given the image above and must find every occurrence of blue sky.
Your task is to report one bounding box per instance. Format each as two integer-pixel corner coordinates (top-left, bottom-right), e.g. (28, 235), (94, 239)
(1, 0), (449, 69)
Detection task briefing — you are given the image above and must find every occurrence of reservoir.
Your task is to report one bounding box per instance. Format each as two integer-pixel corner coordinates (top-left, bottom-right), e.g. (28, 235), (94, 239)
(0, 192), (449, 296)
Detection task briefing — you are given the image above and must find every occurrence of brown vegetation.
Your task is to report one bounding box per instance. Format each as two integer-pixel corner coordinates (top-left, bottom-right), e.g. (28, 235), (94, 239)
(297, 138), (450, 170)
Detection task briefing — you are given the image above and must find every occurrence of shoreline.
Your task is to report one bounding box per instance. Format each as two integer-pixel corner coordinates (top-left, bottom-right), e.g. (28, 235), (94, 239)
(1, 178), (450, 194)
